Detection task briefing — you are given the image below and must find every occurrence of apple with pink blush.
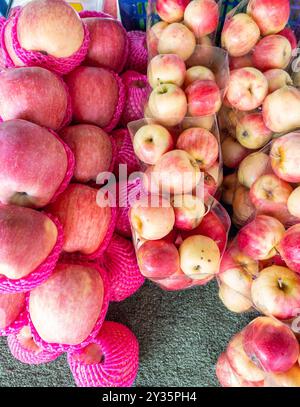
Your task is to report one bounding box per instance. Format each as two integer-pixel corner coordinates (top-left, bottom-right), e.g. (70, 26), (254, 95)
(253, 35), (292, 72)
(186, 80), (222, 116)
(264, 69), (293, 94)
(158, 23), (196, 61)
(183, 0), (219, 38)
(172, 194), (205, 231)
(203, 172), (218, 199)
(238, 152), (270, 189)
(184, 66), (215, 88)
(270, 133), (300, 183)
(222, 136), (250, 169)
(157, 268), (192, 291)
(278, 27), (298, 50)
(288, 187), (300, 219)
(236, 112), (273, 150)
(232, 185), (256, 228)
(219, 283), (253, 313)
(148, 54), (186, 88)
(229, 53), (253, 70)
(147, 21), (168, 57)
(156, 0), (190, 23)
(267, 364), (300, 387)
(0, 292), (25, 329)
(278, 224), (300, 274)
(16, 325), (45, 354)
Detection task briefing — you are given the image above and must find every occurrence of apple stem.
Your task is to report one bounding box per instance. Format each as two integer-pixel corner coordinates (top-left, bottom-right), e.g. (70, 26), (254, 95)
(278, 278), (284, 290)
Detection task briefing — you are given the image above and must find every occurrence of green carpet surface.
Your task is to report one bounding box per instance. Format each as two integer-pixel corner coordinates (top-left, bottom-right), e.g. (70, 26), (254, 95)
(0, 280), (257, 387)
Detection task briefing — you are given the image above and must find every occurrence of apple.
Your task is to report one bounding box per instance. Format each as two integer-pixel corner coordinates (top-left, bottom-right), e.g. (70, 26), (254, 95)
(287, 187), (300, 219)
(186, 80), (221, 117)
(0, 205), (58, 280)
(158, 22), (196, 61)
(172, 194), (205, 230)
(147, 21), (168, 57)
(270, 133), (300, 183)
(17, 0), (84, 58)
(82, 17), (127, 72)
(238, 152), (270, 189)
(15, 325), (45, 354)
(251, 266), (300, 320)
(157, 267), (192, 291)
(182, 115), (214, 131)
(232, 186), (256, 227)
(0, 67), (69, 130)
(0, 292), (25, 329)
(266, 364), (300, 387)
(184, 66), (215, 88)
(203, 172), (217, 199)
(219, 283), (253, 313)
(247, 0), (290, 36)
(222, 136), (250, 169)
(229, 53), (254, 70)
(65, 66), (121, 129)
(253, 35), (292, 71)
(221, 13), (260, 57)
(148, 53), (186, 88)
(183, 0), (219, 38)
(156, 0), (190, 23)
(222, 173), (237, 205)
(47, 184), (112, 255)
(207, 160), (222, 188)
(60, 124), (112, 183)
(176, 127), (218, 170)
(278, 224), (300, 274)
(236, 113), (272, 150)
(278, 27), (298, 50)
(237, 215), (285, 260)
(179, 235), (220, 280)
(130, 196), (175, 240)
(227, 332), (265, 383)
(0, 119), (69, 208)
(137, 239), (179, 279)
(29, 263), (105, 345)
(243, 316), (299, 372)
(151, 150), (201, 195)
(263, 86), (300, 134)
(148, 84), (187, 127)
(264, 69), (293, 93)
(226, 68), (268, 111)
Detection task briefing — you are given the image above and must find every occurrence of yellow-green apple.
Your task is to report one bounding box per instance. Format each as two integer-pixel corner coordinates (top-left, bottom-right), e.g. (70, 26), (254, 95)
(17, 0), (84, 58)
(237, 215), (285, 260)
(238, 152), (270, 189)
(277, 224), (300, 274)
(0, 67), (69, 130)
(133, 124), (174, 165)
(172, 194), (205, 230)
(226, 67), (268, 111)
(236, 113), (273, 149)
(183, 0), (219, 38)
(278, 27), (297, 50)
(221, 13), (260, 57)
(232, 185), (256, 227)
(148, 54), (186, 88)
(157, 267), (192, 291)
(184, 66), (215, 88)
(179, 235), (220, 280)
(264, 69), (293, 94)
(253, 35), (292, 71)
(247, 0), (290, 36)
(137, 239), (179, 279)
(130, 196), (175, 240)
(186, 80), (221, 116)
(29, 263), (104, 345)
(270, 133), (300, 183)
(0, 119), (68, 208)
(0, 205), (58, 280)
(148, 84), (187, 127)
(287, 187), (300, 219)
(60, 124), (112, 183)
(158, 22), (196, 61)
(227, 331), (265, 383)
(262, 86), (300, 134)
(156, 0), (190, 23)
(243, 316), (299, 372)
(65, 66), (120, 128)
(266, 364), (300, 387)
(151, 150), (201, 194)
(0, 292), (25, 329)
(219, 284), (253, 313)
(222, 173), (237, 205)
(176, 127), (218, 170)
(47, 184), (111, 255)
(222, 136), (250, 168)
(81, 17), (127, 72)
(229, 53), (254, 70)
(147, 21), (168, 57)
(251, 266), (300, 320)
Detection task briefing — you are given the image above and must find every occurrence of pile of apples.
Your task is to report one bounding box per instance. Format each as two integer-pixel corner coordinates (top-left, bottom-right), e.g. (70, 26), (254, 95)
(0, 0), (152, 387)
(217, 316), (300, 387)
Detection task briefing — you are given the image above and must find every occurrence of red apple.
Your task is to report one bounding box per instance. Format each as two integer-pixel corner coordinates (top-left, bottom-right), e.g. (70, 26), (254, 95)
(183, 0), (219, 38)
(222, 136), (250, 169)
(172, 194), (205, 230)
(65, 66), (120, 129)
(0, 292), (25, 329)
(237, 215), (285, 260)
(158, 22), (196, 61)
(0, 119), (68, 208)
(278, 225), (300, 274)
(82, 17), (127, 72)
(270, 133), (300, 183)
(29, 263), (105, 345)
(0, 205), (58, 280)
(157, 267), (192, 291)
(243, 316), (299, 372)
(247, 0), (290, 36)
(184, 66), (215, 88)
(253, 35), (292, 72)
(229, 53), (254, 70)
(264, 69), (293, 93)
(47, 184), (112, 255)
(236, 112), (273, 149)
(17, 0), (85, 58)
(186, 80), (221, 116)
(156, 0), (190, 23)
(148, 53), (186, 88)
(60, 124), (112, 183)
(278, 27), (297, 50)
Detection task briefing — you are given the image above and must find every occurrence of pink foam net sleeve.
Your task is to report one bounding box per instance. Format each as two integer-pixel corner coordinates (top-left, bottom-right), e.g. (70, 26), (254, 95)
(112, 128), (140, 178)
(0, 307), (28, 337)
(126, 31), (148, 74)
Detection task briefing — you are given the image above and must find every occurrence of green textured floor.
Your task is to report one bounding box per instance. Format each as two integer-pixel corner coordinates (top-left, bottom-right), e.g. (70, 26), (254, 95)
(0, 279), (257, 387)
